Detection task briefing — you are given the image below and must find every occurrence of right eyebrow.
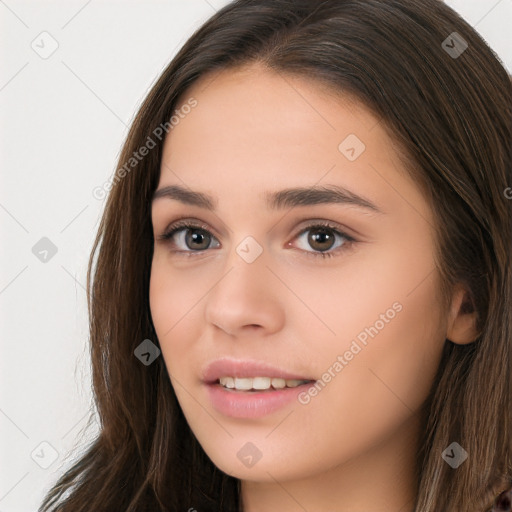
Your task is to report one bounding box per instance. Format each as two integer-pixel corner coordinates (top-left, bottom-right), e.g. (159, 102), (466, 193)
(151, 184), (383, 214)
(152, 185), (215, 210)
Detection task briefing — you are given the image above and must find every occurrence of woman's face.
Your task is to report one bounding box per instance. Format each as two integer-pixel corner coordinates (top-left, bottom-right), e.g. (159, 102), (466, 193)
(150, 63), (449, 486)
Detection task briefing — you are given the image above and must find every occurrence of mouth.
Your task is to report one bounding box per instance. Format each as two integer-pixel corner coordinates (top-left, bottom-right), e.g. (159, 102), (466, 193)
(202, 358), (316, 386)
(204, 378), (318, 418)
(201, 358), (317, 417)
(215, 376), (315, 392)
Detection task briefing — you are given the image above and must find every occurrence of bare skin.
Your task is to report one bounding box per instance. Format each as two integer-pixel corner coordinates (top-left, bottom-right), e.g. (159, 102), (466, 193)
(149, 62), (478, 512)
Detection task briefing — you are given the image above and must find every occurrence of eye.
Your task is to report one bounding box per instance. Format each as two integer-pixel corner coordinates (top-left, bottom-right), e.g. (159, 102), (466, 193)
(156, 219), (220, 255)
(290, 221), (356, 259)
(156, 219), (356, 259)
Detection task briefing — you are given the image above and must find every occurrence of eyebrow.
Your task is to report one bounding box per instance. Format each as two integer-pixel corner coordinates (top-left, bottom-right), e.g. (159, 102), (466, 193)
(151, 184), (383, 213)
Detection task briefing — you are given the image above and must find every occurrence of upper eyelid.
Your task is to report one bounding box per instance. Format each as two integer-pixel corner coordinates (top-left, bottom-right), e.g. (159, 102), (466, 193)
(159, 219), (356, 245)
(161, 215), (356, 232)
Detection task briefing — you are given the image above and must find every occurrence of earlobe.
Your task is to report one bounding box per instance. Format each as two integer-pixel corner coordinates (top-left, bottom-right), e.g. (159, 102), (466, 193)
(446, 285), (479, 345)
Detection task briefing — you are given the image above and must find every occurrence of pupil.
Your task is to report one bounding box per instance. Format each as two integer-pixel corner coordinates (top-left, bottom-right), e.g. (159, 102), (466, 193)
(309, 228), (334, 251)
(187, 229), (210, 250)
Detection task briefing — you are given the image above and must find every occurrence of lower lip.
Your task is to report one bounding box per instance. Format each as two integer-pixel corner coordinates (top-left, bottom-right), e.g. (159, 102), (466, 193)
(204, 381), (316, 418)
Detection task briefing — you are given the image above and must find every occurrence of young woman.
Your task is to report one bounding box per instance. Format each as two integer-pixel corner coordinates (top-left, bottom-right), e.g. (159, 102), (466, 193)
(39, 0), (511, 511)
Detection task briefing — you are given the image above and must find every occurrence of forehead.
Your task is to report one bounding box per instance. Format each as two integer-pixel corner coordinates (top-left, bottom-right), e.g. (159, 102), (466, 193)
(170, 63), (380, 150)
(157, 63), (431, 224)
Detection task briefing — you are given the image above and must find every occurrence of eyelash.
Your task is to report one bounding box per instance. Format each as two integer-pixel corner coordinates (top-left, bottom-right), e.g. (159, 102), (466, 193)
(156, 219), (356, 259)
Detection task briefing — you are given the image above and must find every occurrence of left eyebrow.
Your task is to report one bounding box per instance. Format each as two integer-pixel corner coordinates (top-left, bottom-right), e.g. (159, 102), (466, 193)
(151, 184), (383, 214)
(265, 184), (383, 213)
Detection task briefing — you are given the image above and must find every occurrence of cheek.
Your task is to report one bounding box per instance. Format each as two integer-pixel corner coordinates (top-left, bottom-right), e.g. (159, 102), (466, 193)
(283, 239), (445, 429)
(318, 238), (446, 402)
(321, 276), (443, 438)
(148, 256), (212, 376)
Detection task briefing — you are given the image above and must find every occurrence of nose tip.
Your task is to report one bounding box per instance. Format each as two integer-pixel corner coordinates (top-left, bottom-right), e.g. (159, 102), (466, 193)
(204, 254), (285, 337)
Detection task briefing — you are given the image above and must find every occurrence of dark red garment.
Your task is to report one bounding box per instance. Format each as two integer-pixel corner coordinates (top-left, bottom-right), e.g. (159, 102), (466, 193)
(490, 485), (512, 512)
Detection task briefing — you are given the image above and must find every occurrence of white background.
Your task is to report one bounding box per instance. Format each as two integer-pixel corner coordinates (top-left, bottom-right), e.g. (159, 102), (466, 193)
(1, 1), (511, 510)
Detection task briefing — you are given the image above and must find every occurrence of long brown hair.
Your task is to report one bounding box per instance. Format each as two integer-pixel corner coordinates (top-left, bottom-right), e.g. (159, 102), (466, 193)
(39, 0), (512, 510)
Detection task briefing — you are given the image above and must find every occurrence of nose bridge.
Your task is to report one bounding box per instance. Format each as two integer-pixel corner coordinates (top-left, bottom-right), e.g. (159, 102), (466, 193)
(204, 232), (284, 334)
(219, 232), (269, 295)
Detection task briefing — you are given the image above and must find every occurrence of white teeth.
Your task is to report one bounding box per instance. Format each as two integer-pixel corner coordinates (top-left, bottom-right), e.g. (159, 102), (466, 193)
(221, 377), (235, 389)
(284, 379), (306, 387)
(252, 377), (271, 390)
(271, 378), (286, 389)
(234, 377), (253, 390)
(218, 376), (310, 391)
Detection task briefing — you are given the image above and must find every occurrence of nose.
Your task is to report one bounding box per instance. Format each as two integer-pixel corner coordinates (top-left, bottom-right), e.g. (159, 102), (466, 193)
(204, 241), (285, 337)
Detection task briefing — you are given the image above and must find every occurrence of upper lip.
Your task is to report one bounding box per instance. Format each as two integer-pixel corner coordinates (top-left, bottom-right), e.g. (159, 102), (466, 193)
(202, 358), (316, 384)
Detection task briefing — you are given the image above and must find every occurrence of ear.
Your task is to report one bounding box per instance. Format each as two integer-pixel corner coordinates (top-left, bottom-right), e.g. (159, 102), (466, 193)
(446, 284), (479, 345)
